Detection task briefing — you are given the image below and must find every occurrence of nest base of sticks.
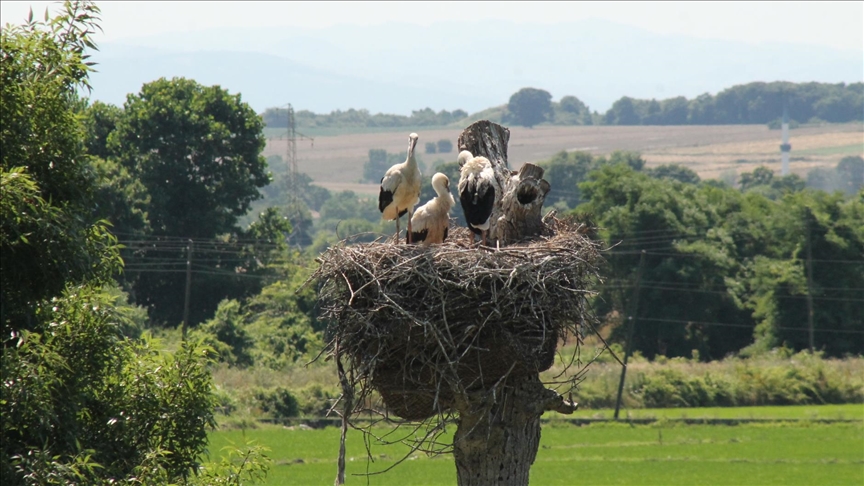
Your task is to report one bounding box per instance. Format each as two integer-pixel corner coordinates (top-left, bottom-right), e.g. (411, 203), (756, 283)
(316, 221), (598, 422)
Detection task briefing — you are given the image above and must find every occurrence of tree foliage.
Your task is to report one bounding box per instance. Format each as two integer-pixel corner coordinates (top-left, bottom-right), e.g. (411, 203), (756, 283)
(574, 161), (864, 359)
(1, 4), (226, 483)
(261, 106), (467, 130)
(110, 77), (270, 238)
(602, 81), (863, 126)
(1, 1), (119, 332)
(507, 87), (553, 127)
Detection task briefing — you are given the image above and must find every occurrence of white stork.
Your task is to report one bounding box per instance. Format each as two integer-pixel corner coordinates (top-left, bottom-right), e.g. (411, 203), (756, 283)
(457, 150), (498, 246)
(408, 172), (456, 246)
(379, 132), (422, 243)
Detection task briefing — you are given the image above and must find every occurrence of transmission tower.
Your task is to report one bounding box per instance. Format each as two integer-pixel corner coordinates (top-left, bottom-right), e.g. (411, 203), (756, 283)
(280, 103), (315, 205)
(281, 103), (314, 247)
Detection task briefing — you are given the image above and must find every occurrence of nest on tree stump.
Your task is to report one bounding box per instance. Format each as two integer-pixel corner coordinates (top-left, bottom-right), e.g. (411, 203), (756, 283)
(313, 217), (602, 422)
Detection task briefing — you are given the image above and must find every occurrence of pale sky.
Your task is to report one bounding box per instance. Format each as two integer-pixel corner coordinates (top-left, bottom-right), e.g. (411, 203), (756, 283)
(2, 1), (863, 52)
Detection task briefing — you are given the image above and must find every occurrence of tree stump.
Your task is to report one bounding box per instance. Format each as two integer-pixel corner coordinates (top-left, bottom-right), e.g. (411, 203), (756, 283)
(458, 120), (551, 245)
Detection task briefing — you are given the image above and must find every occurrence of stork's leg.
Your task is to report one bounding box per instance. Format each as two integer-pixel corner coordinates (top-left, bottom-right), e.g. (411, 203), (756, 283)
(395, 209), (401, 243)
(406, 209), (414, 244)
(481, 230), (488, 247)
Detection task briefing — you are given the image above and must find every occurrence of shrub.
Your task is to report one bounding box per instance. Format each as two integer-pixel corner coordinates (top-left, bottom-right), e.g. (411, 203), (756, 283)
(254, 387), (299, 420)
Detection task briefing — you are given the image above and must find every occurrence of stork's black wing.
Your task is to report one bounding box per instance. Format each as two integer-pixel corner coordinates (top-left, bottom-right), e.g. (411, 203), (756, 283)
(378, 176), (393, 213)
(407, 228), (428, 244)
(460, 180), (495, 228)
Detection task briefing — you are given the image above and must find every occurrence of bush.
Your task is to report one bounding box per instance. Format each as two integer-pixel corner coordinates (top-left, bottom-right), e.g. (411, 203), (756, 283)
(295, 384), (339, 417)
(437, 139), (453, 153)
(254, 387), (299, 420)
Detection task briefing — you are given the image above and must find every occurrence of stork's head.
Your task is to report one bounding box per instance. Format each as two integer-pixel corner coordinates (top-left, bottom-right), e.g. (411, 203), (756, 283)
(431, 172), (450, 192)
(408, 132), (419, 155)
(456, 150), (473, 168)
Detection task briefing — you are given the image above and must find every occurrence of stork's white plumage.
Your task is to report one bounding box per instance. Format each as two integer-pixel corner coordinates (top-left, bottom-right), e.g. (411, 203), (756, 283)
(379, 133), (422, 243)
(408, 173), (456, 246)
(457, 150), (498, 246)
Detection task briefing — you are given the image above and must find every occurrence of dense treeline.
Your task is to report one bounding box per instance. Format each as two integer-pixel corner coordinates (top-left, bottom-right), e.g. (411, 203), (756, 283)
(571, 157), (863, 361)
(261, 106), (468, 129)
(260, 82), (864, 130)
(602, 81), (864, 126)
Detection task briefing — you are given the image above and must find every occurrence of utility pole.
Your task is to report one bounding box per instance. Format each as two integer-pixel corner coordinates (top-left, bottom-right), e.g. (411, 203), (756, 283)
(806, 214), (815, 353)
(182, 239), (193, 340)
(614, 250), (646, 420)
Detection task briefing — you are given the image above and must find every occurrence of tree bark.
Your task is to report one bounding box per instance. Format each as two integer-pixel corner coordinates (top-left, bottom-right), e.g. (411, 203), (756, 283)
(457, 121), (550, 246)
(453, 376), (576, 486)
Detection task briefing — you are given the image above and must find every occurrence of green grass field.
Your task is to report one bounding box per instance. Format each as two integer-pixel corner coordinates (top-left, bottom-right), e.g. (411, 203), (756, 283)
(207, 405), (864, 485)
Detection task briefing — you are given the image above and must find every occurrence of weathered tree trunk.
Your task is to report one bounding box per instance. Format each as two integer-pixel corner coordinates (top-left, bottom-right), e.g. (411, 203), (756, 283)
(451, 121), (573, 485)
(457, 121), (550, 245)
(453, 376), (574, 486)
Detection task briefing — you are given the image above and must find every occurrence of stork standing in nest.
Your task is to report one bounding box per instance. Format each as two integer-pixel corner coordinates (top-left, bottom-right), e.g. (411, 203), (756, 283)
(379, 133), (422, 243)
(408, 172), (455, 246)
(457, 150), (498, 246)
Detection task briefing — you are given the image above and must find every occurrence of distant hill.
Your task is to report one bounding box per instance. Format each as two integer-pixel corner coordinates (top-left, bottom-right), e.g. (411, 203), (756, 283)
(87, 19), (863, 115)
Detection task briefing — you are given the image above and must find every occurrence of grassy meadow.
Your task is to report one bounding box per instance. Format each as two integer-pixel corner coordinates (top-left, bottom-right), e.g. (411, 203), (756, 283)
(207, 405), (864, 485)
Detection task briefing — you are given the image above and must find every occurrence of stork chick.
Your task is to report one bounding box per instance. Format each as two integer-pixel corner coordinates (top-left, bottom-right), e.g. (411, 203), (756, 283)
(457, 151), (497, 246)
(379, 132), (422, 243)
(408, 173), (456, 246)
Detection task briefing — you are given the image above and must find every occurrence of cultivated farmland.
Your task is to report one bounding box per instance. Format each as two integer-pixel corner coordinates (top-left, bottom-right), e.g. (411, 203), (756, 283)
(263, 123), (863, 195)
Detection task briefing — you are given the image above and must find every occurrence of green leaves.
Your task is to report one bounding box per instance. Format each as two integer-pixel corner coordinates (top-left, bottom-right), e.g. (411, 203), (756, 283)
(575, 161), (863, 360)
(111, 77), (268, 239)
(507, 87), (553, 128)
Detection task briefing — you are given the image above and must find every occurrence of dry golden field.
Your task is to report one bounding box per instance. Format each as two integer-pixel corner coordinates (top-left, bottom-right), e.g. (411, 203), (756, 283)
(264, 123), (863, 195)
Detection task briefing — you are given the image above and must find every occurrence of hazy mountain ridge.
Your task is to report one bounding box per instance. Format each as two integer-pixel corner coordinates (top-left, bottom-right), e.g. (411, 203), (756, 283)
(88, 19), (863, 115)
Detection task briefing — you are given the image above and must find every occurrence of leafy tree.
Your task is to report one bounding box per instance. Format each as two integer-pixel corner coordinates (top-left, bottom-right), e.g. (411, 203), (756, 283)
(363, 148), (424, 183)
(81, 100), (122, 159)
(110, 77), (270, 238)
(576, 163), (752, 360)
(364, 148), (389, 182)
(1, 4), (225, 484)
(553, 95), (592, 125)
(602, 82), (863, 126)
(739, 166), (776, 190)
(425, 141), (437, 154)
(108, 77), (274, 326)
(836, 156), (864, 195)
(537, 150), (598, 209)
(646, 164), (701, 184)
(507, 87), (553, 127)
(437, 138), (453, 153)
(89, 156), (152, 237)
(1, 2), (118, 331)
(605, 96), (640, 125)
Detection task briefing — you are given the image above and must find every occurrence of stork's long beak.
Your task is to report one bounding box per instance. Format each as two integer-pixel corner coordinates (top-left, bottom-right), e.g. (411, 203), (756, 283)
(409, 133), (419, 154)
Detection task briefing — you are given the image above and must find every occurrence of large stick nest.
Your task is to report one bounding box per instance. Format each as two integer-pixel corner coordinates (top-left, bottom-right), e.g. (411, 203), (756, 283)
(313, 219), (602, 422)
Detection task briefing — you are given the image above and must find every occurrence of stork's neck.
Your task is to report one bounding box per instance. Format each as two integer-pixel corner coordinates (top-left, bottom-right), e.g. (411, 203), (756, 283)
(434, 183), (455, 209)
(406, 138), (418, 168)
